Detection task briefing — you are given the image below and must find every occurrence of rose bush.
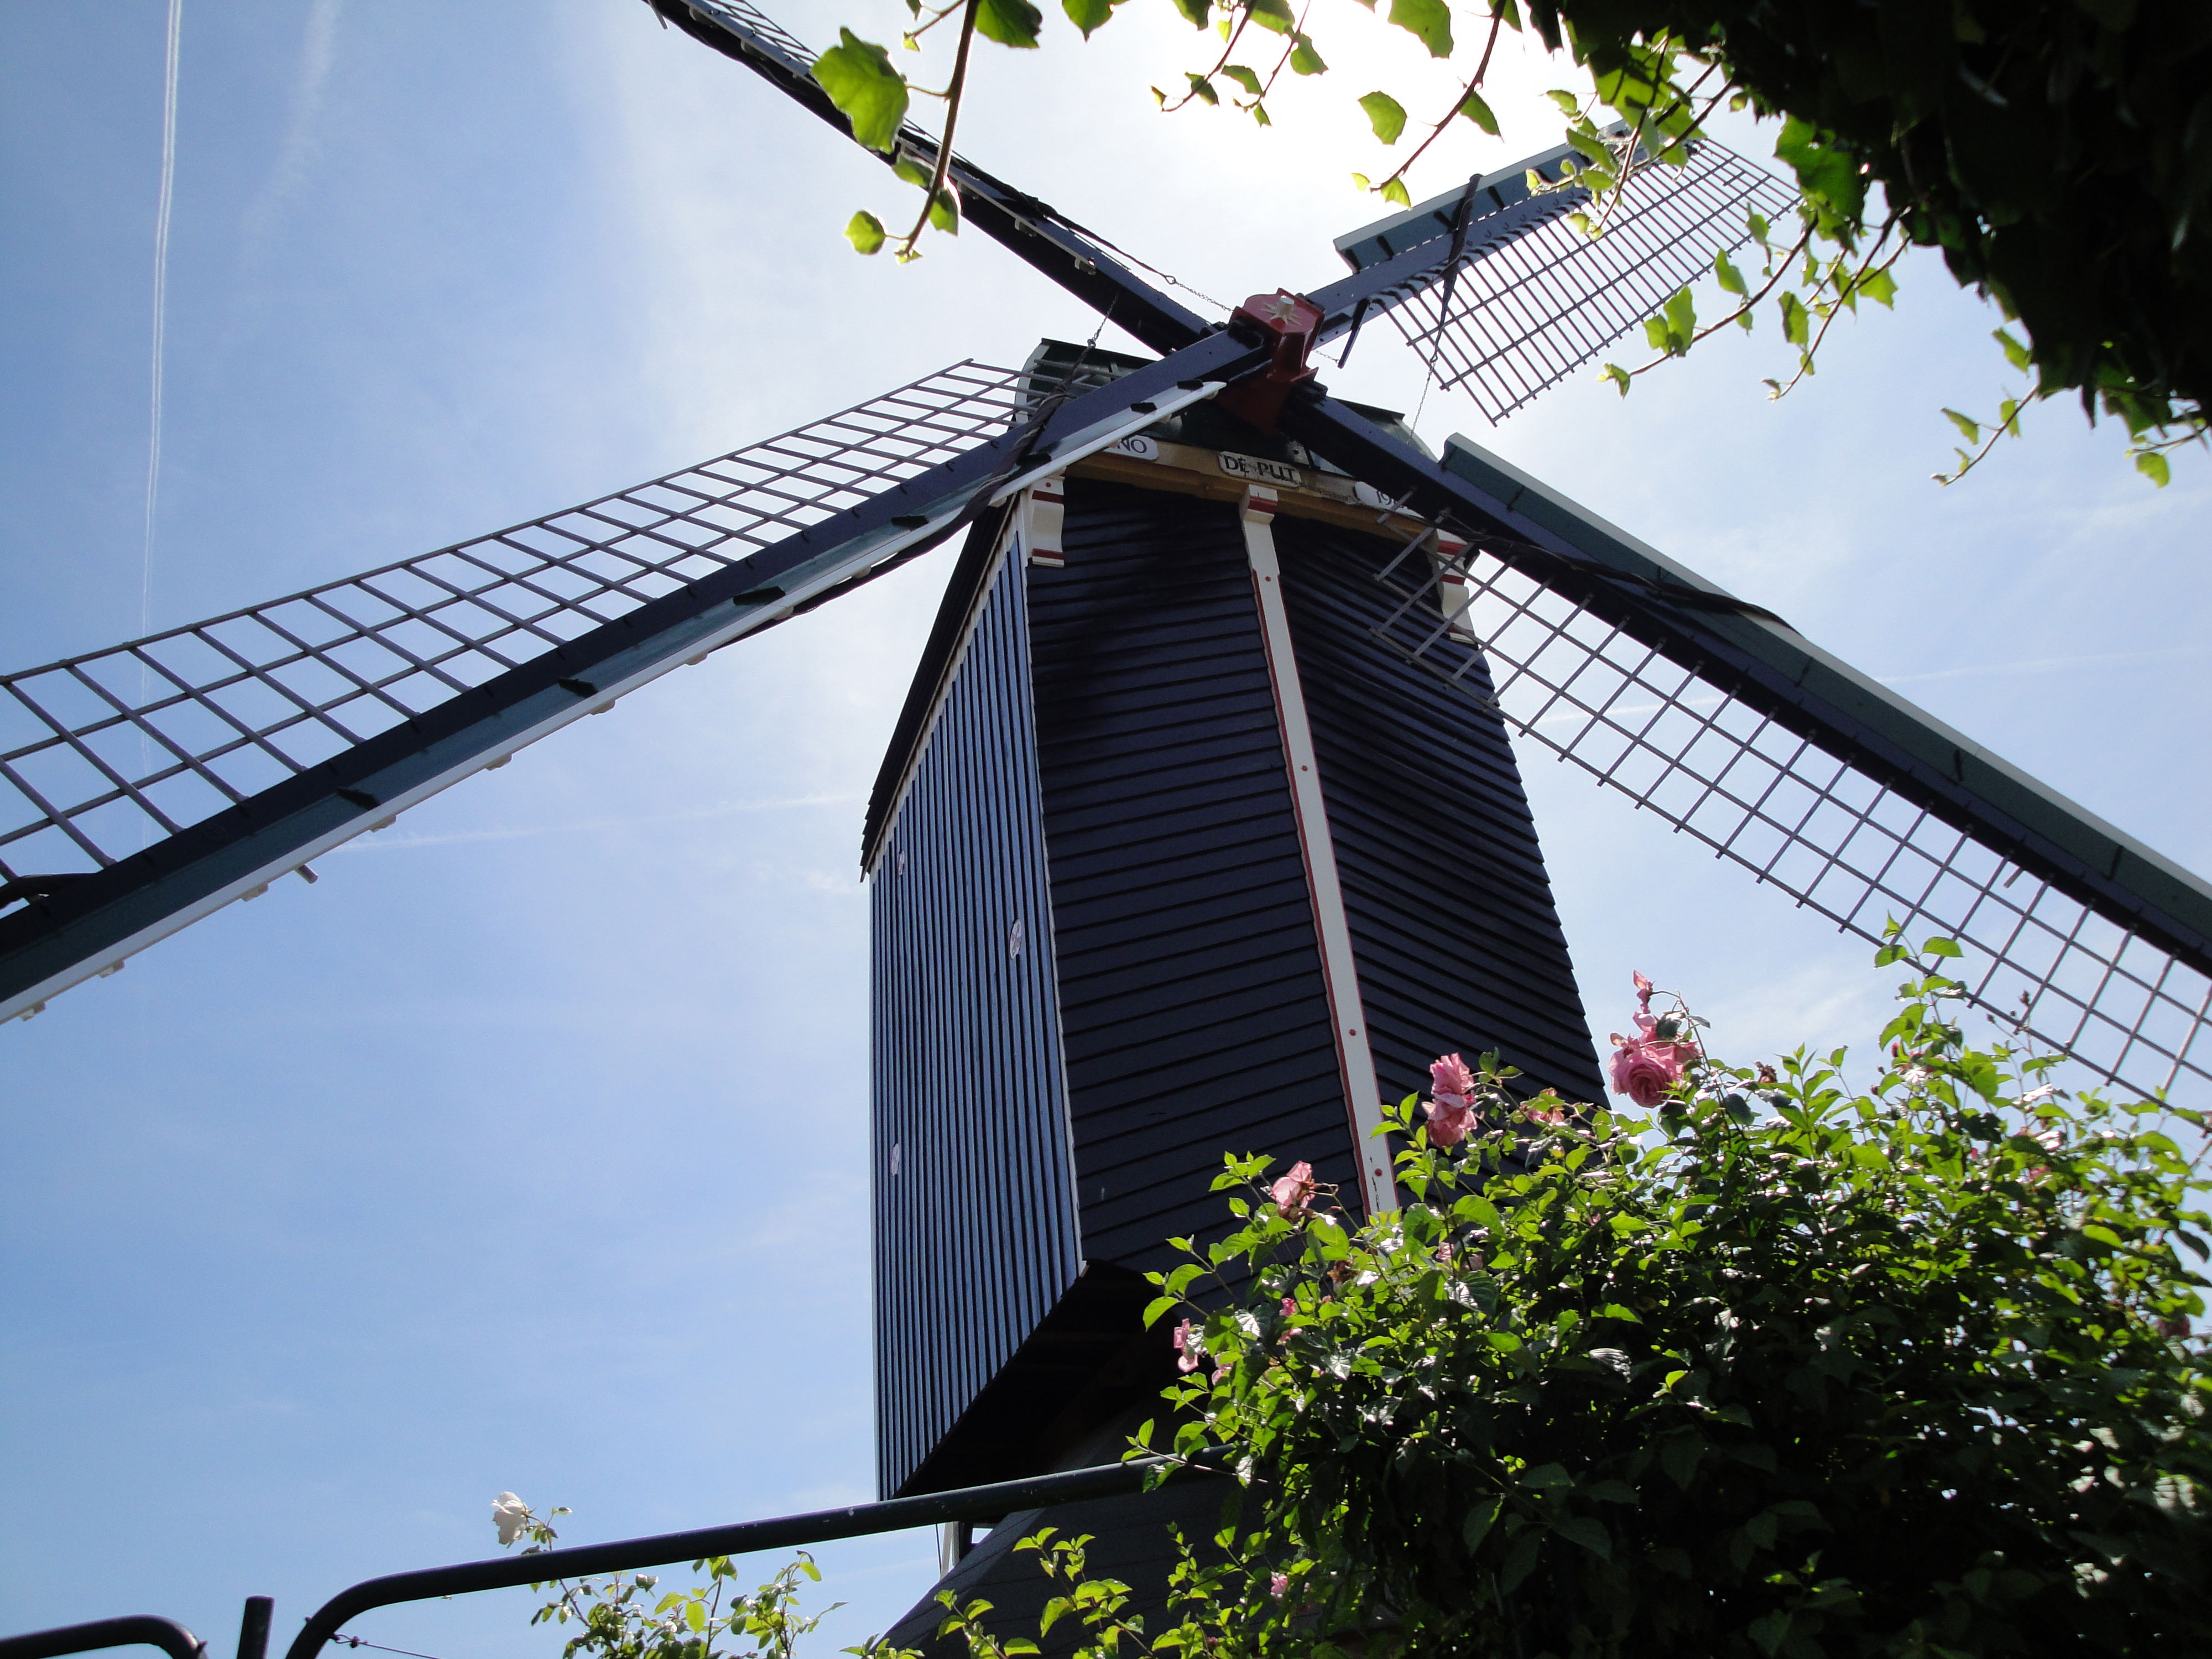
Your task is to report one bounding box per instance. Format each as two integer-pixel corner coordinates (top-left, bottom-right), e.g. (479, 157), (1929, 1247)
(1126, 934), (2211, 1656)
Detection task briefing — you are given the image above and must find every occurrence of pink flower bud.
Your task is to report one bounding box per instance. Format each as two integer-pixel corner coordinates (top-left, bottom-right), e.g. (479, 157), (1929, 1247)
(1270, 1160), (1317, 1219)
(1173, 1318), (1201, 1373)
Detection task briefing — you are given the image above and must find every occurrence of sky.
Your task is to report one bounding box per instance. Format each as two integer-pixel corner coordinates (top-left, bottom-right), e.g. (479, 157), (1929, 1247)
(2, 3), (2208, 1658)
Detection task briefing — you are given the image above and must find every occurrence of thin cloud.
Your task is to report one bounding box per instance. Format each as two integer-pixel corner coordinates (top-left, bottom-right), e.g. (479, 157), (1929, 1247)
(237, 0), (343, 263)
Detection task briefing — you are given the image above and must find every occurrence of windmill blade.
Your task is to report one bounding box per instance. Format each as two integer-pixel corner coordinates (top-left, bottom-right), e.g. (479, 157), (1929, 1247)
(1333, 138), (1798, 423)
(657, 0), (1215, 353)
(1271, 397), (2211, 1107)
(0, 352), (1250, 1023)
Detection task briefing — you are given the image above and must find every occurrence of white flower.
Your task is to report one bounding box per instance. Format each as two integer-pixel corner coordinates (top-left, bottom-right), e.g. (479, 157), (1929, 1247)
(493, 1492), (533, 1547)
(1902, 1066), (1932, 1086)
(2019, 1084), (2058, 1105)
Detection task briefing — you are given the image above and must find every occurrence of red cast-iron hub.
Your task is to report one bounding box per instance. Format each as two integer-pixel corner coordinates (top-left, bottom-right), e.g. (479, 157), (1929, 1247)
(1217, 289), (1324, 434)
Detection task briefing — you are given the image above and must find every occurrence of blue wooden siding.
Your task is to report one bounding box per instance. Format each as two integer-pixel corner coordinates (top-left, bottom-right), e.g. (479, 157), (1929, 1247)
(869, 543), (1082, 1500)
(1271, 514), (1606, 1106)
(1030, 481), (1359, 1274)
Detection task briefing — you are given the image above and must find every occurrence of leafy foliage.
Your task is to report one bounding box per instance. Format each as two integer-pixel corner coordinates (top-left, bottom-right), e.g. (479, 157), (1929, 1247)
(496, 1501), (842, 1659)
(1122, 940), (2212, 1655)
(1551, 0), (2212, 480)
(810, 0), (2209, 483)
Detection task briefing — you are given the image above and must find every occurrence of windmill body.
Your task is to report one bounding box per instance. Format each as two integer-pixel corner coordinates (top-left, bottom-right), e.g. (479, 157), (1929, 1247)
(866, 345), (1601, 1501)
(3, 3), (2210, 1648)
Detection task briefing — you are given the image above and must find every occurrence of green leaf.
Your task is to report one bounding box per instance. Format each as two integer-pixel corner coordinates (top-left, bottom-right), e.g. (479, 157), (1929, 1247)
(975, 0), (1044, 46)
(1385, 0), (1452, 55)
(812, 30), (910, 153)
(1245, 0), (1296, 32)
(2137, 449), (2172, 487)
(1778, 289), (1809, 346)
(1062, 0), (1117, 37)
(1663, 285), (1695, 348)
(1994, 326), (2032, 371)
(844, 210), (886, 254)
(1289, 34), (1326, 73)
(1601, 362), (1631, 396)
(1859, 267), (1898, 307)
(1923, 937), (1964, 958)
(1456, 88), (1499, 135)
(1546, 88), (1581, 116)
(1186, 72), (1219, 105)
(1773, 115), (1865, 226)
(1221, 64), (1262, 95)
(1660, 1433), (1704, 1488)
(1497, 1530), (1544, 1595)
(1381, 176), (1411, 207)
(1943, 409), (1980, 442)
(1359, 91), (1407, 144)
(1168, 0), (1208, 26)
(1714, 249), (1746, 297)
(1461, 1496), (1503, 1552)
(1550, 1516), (1612, 1560)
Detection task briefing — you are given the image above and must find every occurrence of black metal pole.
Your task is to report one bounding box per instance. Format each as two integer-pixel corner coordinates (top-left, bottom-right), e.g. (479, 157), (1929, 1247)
(0, 1618), (206, 1659)
(281, 1457), (1222, 1659)
(233, 1601), (272, 1659)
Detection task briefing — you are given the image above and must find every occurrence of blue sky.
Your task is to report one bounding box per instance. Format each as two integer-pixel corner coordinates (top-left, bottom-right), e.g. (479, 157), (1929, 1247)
(3, 4), (2206, 1658)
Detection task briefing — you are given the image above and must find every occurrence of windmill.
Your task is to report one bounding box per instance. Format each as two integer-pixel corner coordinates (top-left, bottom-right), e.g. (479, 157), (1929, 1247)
(1, 0), (2206, 1640)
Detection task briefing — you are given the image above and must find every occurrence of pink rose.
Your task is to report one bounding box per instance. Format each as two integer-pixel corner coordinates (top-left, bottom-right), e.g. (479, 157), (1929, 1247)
(1609, 1038), (1685, 1107)
(1271, 1160), (1317, 1219)
(1269, 1573), (1290, 1600)
(1425, 1092), (1476, 1147)
(1430, 1052), (1477, 1098)
(1173, 1318), (1201, 1374)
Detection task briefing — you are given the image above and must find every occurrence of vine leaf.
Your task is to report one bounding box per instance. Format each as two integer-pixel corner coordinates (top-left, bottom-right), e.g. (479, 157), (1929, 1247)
(1386, 0), (1452, 56)
(976, 0), (1044, 48)
(812, 30), (909, 153)
(1360, 90), (1407, 144)
(1290, 34), (1326, 74)
(1457, 88), (1499, 135)
(845, 210), (887, 254)
(1062, 0), (1115, 36)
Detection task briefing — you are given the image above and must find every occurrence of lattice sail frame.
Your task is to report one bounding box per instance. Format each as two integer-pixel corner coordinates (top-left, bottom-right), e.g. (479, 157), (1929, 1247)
(1363, 528), (2211, 1110)
(1379, 142), (1799, 424)
(0, 363), (1028, 890)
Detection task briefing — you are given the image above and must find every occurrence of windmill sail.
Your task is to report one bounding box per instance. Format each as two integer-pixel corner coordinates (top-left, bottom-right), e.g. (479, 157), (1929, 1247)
(1323, 429), (2212, 1109)
(0, 358), (1242, 1022)
(1333, 138), (1798, 422)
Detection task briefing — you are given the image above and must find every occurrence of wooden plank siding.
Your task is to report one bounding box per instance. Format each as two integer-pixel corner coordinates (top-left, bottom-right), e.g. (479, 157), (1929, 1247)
(870, 542), (1082, 1500)
(1271, 514), (1606, 1105)
(1030, 480), (1359, 1276)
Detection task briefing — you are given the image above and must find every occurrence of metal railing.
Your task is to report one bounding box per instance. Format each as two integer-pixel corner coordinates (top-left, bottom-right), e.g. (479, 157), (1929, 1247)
(0, 1462), (1217, 1659)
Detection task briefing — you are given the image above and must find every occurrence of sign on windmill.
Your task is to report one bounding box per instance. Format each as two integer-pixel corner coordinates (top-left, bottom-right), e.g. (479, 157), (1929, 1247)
(862, 336), (1604, 1500)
